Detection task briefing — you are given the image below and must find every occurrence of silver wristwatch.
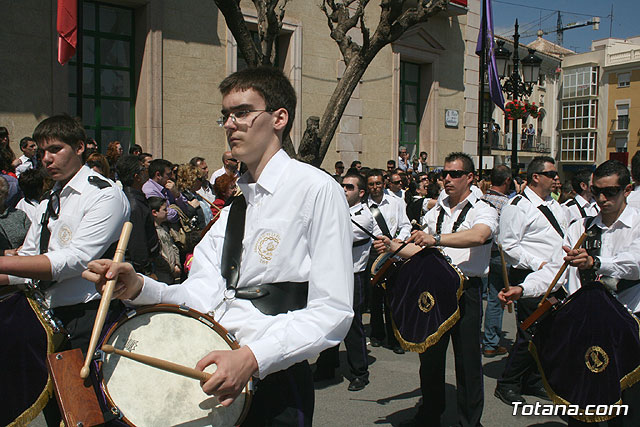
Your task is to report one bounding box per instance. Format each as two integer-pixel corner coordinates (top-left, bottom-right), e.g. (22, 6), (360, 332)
(433, 233), (441, 246)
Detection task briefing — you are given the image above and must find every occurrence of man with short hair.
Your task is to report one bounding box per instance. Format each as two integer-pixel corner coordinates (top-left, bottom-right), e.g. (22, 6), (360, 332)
(314, 172), (380, 391)
(209, 150), (240, 186)
(482, 165), (512, 358)
(416, 151), (429, 173)
(138, 152), (152, 170)
(117, 154), (159, 276)
(386, 172), (405, 202)
(350, 160), (362, 171)
(375, 152), (497, 426)
(190, 156), (216, 204)
(15, 137), (38, 177)
(387, 160), (396, 172)
(333, 160), (345, 183)
(398, 146), (409, 172)
(142, 159), (188, 224)
(562, 168), (599, 223)
(500, 160), (640, 426)
(366, 168), (411, 353)
(83, 66), (353, 425)
(628, 151), (640, 210)
(495, 155), (569, 405)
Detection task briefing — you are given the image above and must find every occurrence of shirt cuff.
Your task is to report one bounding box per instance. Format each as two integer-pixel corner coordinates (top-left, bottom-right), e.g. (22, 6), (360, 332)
(596, 256), (615, 277)
(246, 335), (284, 379)
(126, 274), (164, 306)
(8, 275), (28, 285)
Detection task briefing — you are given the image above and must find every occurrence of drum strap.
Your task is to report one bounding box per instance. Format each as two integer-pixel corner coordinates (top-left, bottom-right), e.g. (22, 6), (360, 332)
(436, 201), (473, 235)
(520, 192), (564, 238)
(221, 196), (308, 316)
(368, 204), (392, 239)
(579, 216), (601, 285)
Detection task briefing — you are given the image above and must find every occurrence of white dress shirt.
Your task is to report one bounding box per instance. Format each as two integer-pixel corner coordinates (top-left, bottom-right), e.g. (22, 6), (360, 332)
(628, 185), (640, 210)
(129, 150), (354, 379)
(350, 203), (382, 273)
(499, 186), (568, 272)
(562, 194), (599, 224)
(9, 166), (130, 308)
(15, 197), (39, 225)
(423, 192), (498, 278)
(209, 167), (226, 186)
(367, 193), (411, 240)
(521, 206), (640, 313)
(15, 155), (35, 177)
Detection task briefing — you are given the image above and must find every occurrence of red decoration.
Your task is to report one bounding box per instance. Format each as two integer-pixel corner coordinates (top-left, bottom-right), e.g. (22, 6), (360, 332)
(57, 0), (78, 65)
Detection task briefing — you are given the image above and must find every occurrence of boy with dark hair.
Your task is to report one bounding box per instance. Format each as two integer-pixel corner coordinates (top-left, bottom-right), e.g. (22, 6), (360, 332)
(84, 67), (353, 426)
(143, 158), (188, 224)
(15, 168), (46, 224)
(148, 196), (181, 284)
(563, 168), (599, 222)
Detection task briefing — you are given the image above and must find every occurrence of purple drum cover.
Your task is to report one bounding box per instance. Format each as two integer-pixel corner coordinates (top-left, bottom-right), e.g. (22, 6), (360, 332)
(387, 248), (464, 352)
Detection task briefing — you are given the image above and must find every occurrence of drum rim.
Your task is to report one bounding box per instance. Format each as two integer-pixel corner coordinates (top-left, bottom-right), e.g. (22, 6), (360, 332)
(98, 304), (252, 426)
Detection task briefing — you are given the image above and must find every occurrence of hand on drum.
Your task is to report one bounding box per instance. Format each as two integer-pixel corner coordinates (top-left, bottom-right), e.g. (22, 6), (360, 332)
(196, 346), (258, 406)
(82, 259), (144, 300)
(373, 236), (391, 254)
(408, 230), (435, 247)
(498, 285), (523, 308)
(562, 246), (593, 270)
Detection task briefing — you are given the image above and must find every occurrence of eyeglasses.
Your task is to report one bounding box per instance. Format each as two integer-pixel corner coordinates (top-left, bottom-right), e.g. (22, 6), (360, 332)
(536, 170), (558, 179)
(227, 158), (238, 163)
(591, 185), (623, 198)
(368, 181), (384, 187)
(441, 170), (469, 179)
(217, 110), (273, 127)
(390, 180), (402, 185)
(341, 183), (355, 191)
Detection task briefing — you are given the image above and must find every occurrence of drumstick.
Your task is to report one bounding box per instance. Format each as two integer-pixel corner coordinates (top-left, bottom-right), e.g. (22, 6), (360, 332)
(537, 231), (588, 308)
(497, 245), (513, 313)
(101, 344), (212, 382)
(80, 222), (133, 379)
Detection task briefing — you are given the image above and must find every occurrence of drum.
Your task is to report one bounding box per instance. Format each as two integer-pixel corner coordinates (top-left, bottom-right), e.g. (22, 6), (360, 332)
(386, 247), (465, 352)
(0, 291), (56, 426)
(529, 282), (640, 423)
(99, 304), (252, 427)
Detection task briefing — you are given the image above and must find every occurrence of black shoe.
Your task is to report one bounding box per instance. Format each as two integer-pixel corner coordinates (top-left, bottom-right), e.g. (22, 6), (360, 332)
(313, 367), (335, 382)
(370, 337), (383, 347)
(347, 377), (369, 391)
(494, 387), (526, 406)
(523, 385), (551, 401)
(393, 345), (405, 354)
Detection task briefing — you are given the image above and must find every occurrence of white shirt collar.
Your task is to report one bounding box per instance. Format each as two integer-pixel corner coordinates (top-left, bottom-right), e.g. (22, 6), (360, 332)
(350, 202), (363, 214)
(368, 192), (392, 207)
(594, 204), (635, 230)
(237, 149), (290, 204)
(524, 186), (551, 205)
(438, 189), (478, 212)
(56, 165), (91, 195)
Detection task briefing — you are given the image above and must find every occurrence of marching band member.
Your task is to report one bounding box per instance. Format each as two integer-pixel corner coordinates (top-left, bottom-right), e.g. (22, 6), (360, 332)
(562, 168), (599, 224)
(500, 160), (640, 426)
(375, 152), (497, 427)
(495, 156), (568, 406)
(83, 66), (354, 426)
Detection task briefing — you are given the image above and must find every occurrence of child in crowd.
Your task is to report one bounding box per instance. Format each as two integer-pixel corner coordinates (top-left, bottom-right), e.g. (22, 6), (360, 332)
(148, 196), (181, 284)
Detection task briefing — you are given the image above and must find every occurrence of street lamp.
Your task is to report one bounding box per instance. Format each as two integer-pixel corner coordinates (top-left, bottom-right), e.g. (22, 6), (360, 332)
(494, 19), (542, 172)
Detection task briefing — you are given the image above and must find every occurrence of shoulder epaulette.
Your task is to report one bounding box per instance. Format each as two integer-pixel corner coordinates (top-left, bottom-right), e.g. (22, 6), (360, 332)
(511, 195), (523, 205)
(88, 175), (111, 189)
(565, 198), (578, 207)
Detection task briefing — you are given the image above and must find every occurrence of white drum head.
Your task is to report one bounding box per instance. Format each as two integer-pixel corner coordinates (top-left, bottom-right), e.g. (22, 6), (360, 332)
(101, 308), (248, 426)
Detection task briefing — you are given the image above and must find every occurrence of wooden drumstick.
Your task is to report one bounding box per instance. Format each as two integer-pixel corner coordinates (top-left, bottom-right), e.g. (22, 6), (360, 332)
(537, 231), (588, 308)
(101, 344), (212, 382)
(497, 244), (513, 313)
(80, 222), (133, 379)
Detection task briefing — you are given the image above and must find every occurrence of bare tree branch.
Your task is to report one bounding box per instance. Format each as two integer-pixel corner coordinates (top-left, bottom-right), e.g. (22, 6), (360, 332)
(214, 0), (260, 67)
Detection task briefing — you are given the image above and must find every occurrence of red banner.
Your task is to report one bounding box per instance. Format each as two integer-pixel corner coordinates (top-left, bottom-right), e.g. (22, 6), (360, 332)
(57, 0), (77, 65)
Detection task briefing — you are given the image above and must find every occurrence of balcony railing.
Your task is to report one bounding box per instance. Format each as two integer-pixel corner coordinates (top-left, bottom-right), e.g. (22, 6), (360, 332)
(486, 132), (551, 153)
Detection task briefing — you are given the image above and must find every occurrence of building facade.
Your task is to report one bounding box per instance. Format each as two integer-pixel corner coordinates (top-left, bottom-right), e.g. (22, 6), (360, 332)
(1, 0), (478, 171)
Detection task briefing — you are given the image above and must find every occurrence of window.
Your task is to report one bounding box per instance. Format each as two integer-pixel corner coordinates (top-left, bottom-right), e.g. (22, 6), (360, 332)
(560, 132), (596, 162)
(617, 104), (629, 131)
(615, 137), (628, 153)
(562, 66), (598, 98)
(561, 100), (597, 130)
(69, 1), (135, 151)
(399, 61), (420, 160)
(618, 72), (630, 88)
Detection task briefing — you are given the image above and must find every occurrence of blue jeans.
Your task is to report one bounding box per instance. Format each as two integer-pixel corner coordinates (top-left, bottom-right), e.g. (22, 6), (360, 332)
(482, 255), (505, 350)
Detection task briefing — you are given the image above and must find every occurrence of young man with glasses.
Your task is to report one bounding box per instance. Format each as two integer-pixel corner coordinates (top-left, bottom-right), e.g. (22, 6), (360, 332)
(0, 115), (130, 425)
(500, 159), (640, 426)
(495, 155), (569, 406)
(83, 66), (353, 426)
(366, 169), (411, 354)
(374, 152), (498, 427)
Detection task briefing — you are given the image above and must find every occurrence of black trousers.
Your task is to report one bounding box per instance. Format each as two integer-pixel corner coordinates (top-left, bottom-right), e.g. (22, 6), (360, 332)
(417, 277), (484, 427)
(370, 282), (400, 347)
(316, 271), (369, 380)
(241, 361), (314, 427)
(497, 269), (543, 393)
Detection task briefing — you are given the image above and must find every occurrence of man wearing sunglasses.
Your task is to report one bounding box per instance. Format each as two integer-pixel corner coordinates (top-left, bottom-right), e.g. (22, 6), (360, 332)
(374, 152), (497, 426)
(500, 160), (640, 426)
(0, 115), (130, 425)
(386, 172), (405, 202)
(209, 150), (240, 191)
(495, 155), (569, 406)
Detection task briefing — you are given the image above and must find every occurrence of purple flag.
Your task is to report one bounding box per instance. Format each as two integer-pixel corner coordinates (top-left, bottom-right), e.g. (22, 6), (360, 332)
(476, 0), (505, 111)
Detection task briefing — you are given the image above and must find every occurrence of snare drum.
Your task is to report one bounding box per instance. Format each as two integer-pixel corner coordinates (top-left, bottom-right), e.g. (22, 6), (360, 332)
(99, 305), (252, 427)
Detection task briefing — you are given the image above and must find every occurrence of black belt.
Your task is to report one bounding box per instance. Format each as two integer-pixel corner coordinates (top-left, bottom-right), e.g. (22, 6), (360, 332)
(509, 267), (534, 285)
(235, 282), (308, 316)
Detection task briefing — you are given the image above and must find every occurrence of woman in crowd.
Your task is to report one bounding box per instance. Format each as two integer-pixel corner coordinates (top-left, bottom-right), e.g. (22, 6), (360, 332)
(212, 173), (237, 213)
(0, 175), (31, 253)
(106, 140), (124, 179)
(176, 164), (208, 230)
(86, 152), (111, 178)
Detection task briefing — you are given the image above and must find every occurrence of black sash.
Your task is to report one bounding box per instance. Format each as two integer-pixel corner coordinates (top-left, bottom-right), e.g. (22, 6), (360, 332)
(566, 198), (587, 218)
(368, 203), (392, 239)
(221, 196), (308, 315)
(518, 192), (564, 238)
(436, 201), (473, 235)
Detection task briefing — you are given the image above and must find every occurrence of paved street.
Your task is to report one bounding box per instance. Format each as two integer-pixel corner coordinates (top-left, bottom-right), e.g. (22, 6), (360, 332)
(29, 304), (568, 427)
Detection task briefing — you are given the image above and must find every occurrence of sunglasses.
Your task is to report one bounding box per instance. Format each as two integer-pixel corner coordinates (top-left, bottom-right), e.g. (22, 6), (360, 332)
(536, 170), (558, 179)
(390, 180), (402, 185)
(591, 185), (623, 198)
(341, 183), (356, 191)
(441, 170), (469, 179)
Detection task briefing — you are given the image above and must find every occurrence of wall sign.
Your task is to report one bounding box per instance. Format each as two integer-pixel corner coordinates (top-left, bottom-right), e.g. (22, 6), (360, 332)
(445, 109), (459, 128)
